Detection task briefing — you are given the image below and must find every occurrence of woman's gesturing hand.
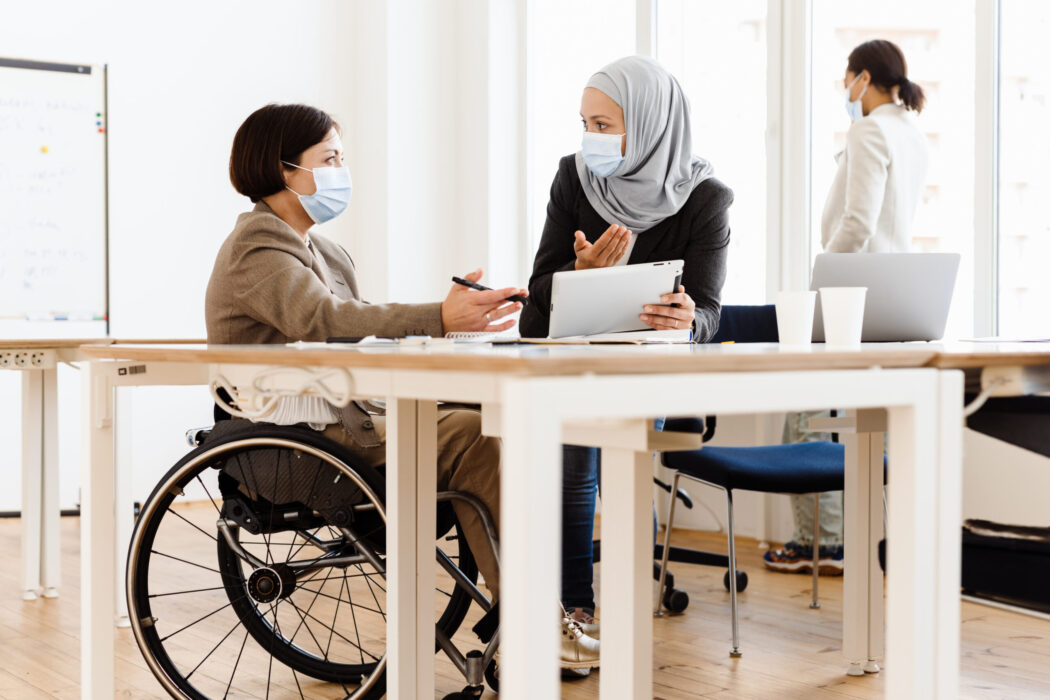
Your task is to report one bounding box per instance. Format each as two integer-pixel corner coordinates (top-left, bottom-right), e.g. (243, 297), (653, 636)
(640, 286), (695, 331)
(441, 269), (528, 334)
(573, 224), (632, 270)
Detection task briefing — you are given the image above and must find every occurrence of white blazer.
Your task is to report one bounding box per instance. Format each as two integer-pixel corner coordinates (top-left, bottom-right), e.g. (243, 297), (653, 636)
(821, 103), (929, 253)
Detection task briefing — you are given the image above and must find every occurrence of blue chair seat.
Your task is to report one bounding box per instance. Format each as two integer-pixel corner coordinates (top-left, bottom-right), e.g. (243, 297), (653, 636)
(663, 442), (879, 494)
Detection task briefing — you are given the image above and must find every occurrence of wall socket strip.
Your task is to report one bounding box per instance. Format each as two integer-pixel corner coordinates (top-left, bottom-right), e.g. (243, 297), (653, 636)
(0, 349), (57, 370)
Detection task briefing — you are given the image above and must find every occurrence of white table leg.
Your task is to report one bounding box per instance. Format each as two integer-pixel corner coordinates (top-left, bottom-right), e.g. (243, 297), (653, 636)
(865, 430), (885, 671)
(386, 398), (437, 700)
(601, 445), (654, 700)
(114, 390), (134, 625)
(81, 360), (115, 699)
(499, 379), (561, 700)
(842, 424), (885, 676)
(20, 370), (43, 601)
(933, 371), (963, 697)
(842, 428), (871, 677)
(885, 370), (962, 698)
(41, 367), (60, 599)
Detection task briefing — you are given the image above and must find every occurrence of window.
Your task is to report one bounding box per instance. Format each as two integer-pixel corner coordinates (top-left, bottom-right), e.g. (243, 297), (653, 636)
(998, 0), (1050, 337)
(811, 1), (976, 337)
(656, 0), (768, 304)
(525, 0), (636, 269)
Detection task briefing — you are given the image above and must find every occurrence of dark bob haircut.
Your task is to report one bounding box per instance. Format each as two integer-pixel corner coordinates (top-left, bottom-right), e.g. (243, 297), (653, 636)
(229, 103), (340, 202)
(847, 39), (926, 113)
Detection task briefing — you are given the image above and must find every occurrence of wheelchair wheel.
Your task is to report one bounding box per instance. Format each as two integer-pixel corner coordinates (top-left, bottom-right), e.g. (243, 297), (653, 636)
(127, 423), (482, 700)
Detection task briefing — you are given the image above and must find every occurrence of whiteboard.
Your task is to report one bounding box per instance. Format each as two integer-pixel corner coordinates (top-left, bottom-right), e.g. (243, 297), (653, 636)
(0, 57), (107, 324)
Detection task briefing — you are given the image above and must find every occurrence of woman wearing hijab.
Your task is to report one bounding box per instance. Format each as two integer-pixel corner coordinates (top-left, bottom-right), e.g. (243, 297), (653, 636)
(765, 39), (929, 576)
(519, 56), (733, 665)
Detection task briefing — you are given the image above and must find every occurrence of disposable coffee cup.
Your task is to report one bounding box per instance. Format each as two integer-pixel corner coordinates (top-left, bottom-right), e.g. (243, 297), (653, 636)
(775, 291), (817, 346)
(819, 287), (867, 347)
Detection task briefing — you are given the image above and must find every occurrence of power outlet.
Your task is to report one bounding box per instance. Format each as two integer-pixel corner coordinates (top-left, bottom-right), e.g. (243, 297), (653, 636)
(3, 349), (56, 369)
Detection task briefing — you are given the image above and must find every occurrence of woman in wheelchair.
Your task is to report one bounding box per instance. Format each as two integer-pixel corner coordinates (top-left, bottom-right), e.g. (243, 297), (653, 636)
(124, 103), (549, 699)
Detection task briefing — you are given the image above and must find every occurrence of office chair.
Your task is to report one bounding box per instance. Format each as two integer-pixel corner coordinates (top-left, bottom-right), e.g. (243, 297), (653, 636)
(656, 304), (886, 657)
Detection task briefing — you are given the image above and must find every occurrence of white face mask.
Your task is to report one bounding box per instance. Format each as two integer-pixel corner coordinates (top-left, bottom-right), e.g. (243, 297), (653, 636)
(282, 161), (353, 224)
(581, 131), (625, 177)
(844, 74), (868, 122)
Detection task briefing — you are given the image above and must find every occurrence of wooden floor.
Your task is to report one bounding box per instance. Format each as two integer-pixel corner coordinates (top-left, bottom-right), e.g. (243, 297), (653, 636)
(1, 512), (1049, 699)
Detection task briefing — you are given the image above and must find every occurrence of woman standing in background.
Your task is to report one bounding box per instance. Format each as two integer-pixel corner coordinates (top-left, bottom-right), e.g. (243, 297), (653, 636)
(765, 39), (929, 574)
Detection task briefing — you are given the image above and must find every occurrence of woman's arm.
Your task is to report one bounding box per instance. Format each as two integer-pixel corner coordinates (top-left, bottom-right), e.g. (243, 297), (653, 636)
(519, 157), (580, 338)
(229, 228), (444, 341)
(683, 179), (732, 342)
(824, 119), (891, 253)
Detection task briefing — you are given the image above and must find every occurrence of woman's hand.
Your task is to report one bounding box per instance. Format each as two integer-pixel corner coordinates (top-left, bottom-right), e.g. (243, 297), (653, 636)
(441, 269), (528, 333)
(640, 286), (695, 331)
(574, 225), (631, 270)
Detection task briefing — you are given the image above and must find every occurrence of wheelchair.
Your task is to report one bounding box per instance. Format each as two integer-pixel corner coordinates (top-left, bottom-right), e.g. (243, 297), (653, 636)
(126, 418), (502, 699)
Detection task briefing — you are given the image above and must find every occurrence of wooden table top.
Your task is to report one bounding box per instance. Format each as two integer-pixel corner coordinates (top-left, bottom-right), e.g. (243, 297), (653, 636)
(0, 338), (204, 350)
(77, 341), (949, 376)
(0, 338), (113, 349)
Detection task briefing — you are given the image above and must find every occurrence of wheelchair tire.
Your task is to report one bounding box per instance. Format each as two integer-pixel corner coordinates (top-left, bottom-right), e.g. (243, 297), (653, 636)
(126, 423), (483, 700)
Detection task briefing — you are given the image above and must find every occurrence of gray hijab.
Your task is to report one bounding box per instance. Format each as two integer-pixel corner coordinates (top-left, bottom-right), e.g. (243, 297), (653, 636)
(575, 55), (714, 232)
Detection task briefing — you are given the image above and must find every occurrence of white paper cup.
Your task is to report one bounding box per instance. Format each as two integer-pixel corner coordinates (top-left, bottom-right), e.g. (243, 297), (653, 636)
(819, 287), (867, 347)
(775, 291), (817, 346)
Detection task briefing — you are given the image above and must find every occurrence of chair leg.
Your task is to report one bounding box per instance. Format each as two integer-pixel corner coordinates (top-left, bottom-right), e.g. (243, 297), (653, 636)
(810, 492), (821, 609)
(655, 471), (682, 615)
(726, 489), (742, 657)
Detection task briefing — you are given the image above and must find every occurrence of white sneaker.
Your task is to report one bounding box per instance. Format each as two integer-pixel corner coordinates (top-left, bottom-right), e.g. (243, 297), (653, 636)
(561, 615), (600, 670)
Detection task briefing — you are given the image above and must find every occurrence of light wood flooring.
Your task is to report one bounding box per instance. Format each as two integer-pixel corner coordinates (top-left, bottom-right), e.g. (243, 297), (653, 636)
(0, 511), (1048, 699)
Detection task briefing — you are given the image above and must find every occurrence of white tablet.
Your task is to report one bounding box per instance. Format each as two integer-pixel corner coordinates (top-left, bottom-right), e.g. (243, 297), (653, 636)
(548, 260), (684, 338)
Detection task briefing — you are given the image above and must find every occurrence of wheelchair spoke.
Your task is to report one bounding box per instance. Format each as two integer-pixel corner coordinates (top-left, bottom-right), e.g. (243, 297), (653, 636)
(186, 617), (242, 680)
(159, 593), (247, 643)
(437, 587), (453, 598)
(151, 550), (244, 581)
(286, 598), (381, 662)
(296, 584), (387, 617)
(268, 602), (306, 700)
(166, 506), (218, 543)
(343, 568), (367, 666)
(149, 585), (228, 599)
(196, 474), (223, 516)
(283, 587), (330, 662)
(353, 563), (387, 593)
(265, 601), (276, 700)
(223, 628), (251, 700)
(360, 569), (386, 621)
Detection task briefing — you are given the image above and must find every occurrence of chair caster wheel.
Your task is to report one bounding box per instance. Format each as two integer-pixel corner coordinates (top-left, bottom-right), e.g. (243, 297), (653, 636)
(485, 659), (499, 693)
(442, 687), (484, 700)
(662, 587), (689, 613)
(723, 569), (748, 592)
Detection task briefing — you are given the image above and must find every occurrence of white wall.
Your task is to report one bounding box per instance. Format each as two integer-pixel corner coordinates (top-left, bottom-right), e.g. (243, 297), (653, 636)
(0, 0), (528, 511)
(0, 0), (360, 509)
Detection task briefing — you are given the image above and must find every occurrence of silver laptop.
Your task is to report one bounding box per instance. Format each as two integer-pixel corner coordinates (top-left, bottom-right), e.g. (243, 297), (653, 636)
(810, 253), (959, 342)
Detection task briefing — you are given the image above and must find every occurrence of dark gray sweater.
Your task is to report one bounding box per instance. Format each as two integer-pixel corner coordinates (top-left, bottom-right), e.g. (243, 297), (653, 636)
(520, 154), (733, 340)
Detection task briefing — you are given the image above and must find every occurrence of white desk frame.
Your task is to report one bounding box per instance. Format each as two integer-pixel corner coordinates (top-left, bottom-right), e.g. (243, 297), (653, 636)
(80, 351), (964, 699)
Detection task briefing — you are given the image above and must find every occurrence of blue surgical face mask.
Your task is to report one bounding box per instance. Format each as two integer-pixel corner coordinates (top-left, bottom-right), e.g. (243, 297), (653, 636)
(844, 74), (868, 122)
(282, 161), (352, 224)
(581, 131), (625, 178)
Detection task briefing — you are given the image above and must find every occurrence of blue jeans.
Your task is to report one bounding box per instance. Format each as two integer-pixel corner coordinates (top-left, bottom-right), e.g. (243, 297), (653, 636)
(562, 417), (663, 613)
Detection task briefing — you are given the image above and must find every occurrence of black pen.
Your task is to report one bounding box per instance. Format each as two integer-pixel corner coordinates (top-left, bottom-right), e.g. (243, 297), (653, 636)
(451, 276), (529, 306)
